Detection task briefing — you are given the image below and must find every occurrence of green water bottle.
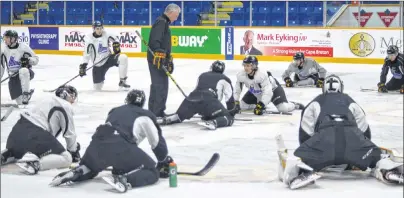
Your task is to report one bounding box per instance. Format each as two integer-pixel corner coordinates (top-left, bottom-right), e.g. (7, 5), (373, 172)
(169, 162), (177, 187)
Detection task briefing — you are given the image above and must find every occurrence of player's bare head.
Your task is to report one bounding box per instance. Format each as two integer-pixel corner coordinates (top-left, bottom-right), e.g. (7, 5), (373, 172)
(243, 30), (254, 47)
(164, 3), (181, 22)
(55, 85), (78, 104)
(243, 55), (258, 74)
(125, 89), (146, 108)
(92, 21), (103, 36)
(293, 52), (305, 66)
(323, 74), (344, 94)
(3, 30), (18, 47)
(387, 45), (399, 61)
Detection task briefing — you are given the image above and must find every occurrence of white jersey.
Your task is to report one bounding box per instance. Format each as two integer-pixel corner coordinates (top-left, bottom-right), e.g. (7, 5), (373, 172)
(82, 30), (117, 67)
(234, 68), (273, 105)
(1, 43), (39, 74)
(21, 96), (78, 152)
(281, 57), (327, 80)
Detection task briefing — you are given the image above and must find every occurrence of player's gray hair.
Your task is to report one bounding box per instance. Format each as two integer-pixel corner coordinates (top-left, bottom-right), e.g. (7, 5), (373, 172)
(164, 3), (181, 14)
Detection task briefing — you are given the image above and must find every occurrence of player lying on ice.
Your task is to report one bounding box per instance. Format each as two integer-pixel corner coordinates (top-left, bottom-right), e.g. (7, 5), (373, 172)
(233, 55), (304, 116)
(278, 74), (403, 190)
(377, 45), (404, 94)
(1, 85), (81, 174)
(281, 52), (327, 88)
(49, 89), (174, 193)
(157, 60), (236, 130)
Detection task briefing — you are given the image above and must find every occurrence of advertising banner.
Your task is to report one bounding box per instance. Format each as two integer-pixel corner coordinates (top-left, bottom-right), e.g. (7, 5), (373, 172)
(0, 26), (30, 46)
(59, 27), (92, 51)
(225, 26), (234, 60)
(234, 28), (334, 57)
(28, 27), (58, 50)
(141, 28), (222, 54)
(107, 27), (141, 53)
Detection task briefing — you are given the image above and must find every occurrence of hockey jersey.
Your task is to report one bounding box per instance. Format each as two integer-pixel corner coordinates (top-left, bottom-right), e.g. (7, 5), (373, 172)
(82, 31), (117, 67)
(1, 43), (39, 74)
(234, 68), (273, 106)
(281, 57), (327, 81)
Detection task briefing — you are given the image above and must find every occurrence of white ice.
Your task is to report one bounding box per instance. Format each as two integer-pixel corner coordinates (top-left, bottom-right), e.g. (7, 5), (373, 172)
(1, 55), (403, 198)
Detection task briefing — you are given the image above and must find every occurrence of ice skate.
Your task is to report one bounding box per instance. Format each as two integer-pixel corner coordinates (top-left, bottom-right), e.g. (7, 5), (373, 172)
(1, 149), (15, 165)
(102, 174), (132, 193)
(21, 89), (35, 105)
(198, 120), (217, 130)
(119, 77), (130, 91)
(49, 167), (83, 187)
(291, 101), (304, 110)
(16, 152), (40, 175)
(288, 172), (321, 190)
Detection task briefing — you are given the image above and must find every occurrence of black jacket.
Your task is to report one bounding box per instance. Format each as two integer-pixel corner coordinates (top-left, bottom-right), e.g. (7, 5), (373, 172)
(147, 14), (172, 62)
(380, 53), (404, 83)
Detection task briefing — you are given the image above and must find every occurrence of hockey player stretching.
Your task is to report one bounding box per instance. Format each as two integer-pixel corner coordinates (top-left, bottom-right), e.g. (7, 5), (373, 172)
(78, 21), (130, 91)
(50, 89), (174, 193)
(234, 56), (304, 116)
(158, 60), (235, 130)
(1, 30), (38, 105)
(1, 85), (80, 175)
(282, 52), (327, 88)
(280, 75), (403, 189)
(377, 45), (404, 94)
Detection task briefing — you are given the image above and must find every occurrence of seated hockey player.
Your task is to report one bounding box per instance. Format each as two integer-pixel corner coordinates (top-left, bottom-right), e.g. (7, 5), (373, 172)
(280, 75), (403, 189)
(2, 30), (38, 105)
(281, 52), (327, 88)
(49, 89), (174, 193)
(158, 60), (235, 130)
(1, 85), (81, 175)
(233, 56), (304, 116)
(377, 45), (404, 94)
(78, 21), (130, 91)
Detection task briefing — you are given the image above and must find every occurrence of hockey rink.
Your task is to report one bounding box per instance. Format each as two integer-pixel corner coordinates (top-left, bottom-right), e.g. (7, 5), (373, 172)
(1, 55), (403, 198)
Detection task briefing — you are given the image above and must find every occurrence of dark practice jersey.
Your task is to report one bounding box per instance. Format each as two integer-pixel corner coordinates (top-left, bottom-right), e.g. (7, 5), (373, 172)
(147, 14), (172, 62)
(106, 104), (168, 161)
(380, 53), (404, 83)
(194, 71), (235, 109)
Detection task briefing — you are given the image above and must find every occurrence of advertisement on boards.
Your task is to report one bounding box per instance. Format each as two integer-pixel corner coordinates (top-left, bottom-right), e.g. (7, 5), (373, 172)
(59, 27), (92, 51)
(0, 26), (30, 46)
(108, 28), (141, 52)
(234, 28), (334, 57)
(141, 27), (222, 54)
(28, 27), (59, 50)
(225, 26), (234, 60)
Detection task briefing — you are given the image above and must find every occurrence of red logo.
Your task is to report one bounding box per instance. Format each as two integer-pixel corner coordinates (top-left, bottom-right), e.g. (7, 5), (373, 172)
(377, 9), (398, 27)
(353, 9), (373, 27)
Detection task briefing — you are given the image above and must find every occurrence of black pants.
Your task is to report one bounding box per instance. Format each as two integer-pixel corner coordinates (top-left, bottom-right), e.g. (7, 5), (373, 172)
(148, 61), (169, 117)
(8, 69), (35, 100)
(294, 121), (381, 172)
(386, 77), (404, 90)
(76, 124), (159, 188)
(242, 88), (288, 107)
(176, 90), (234, 128)
(92, 55), (120, 84)
(6, 116), (65, 159)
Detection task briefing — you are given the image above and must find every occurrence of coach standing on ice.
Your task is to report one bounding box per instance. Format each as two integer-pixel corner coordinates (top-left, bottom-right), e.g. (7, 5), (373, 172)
(147, 3), (180, 118)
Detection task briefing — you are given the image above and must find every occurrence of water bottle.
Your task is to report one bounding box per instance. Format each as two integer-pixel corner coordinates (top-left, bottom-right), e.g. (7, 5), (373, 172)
(169, 162), (177, 187)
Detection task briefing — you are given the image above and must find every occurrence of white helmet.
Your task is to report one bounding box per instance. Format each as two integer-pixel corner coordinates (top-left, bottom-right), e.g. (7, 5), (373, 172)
(322, 74), (344, 94)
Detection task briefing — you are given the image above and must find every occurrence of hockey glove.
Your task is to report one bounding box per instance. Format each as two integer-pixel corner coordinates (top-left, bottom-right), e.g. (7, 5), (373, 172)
(284, 77), (294, 87)
(254, 101), (265, 115)
(20, 57), (30, 68)
(401, 85), (404, 94)
(377, 82), (388, 93)
(68, 142), (81, 163)
(166, 55), (174, 74)
(153, 49), (166, 69)
(79, 63), (88, 77)
(112, 41), (121, 54)
(156, 156), (174, 178)
(316, 78), (324, 88)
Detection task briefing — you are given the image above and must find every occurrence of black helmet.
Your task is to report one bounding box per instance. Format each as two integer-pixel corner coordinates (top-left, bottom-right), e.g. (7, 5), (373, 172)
(3, 30), (19, 45)
(243, 56), (258, 71)
(293, 52), (305, 60)
(211, 60), (225, 73)
(125, 89), (146, 107)
(92, 21), (103, 29)
(55, 85), (78, 102)
(387, 45), (399, 55)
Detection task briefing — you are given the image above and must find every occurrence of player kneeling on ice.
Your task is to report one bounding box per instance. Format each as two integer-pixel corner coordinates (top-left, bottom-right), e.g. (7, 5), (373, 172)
(157, 61), (236, 130)
(281, 52), (327, 88)
(279, 75), (403, 190)
(50, 89), (174, 193)
(377, 45), (404, 94)
(233, 56), (304, 116)
(1, 85), (81, 175)
(1, 30), (38, 105)
(78, 21), (130, 91)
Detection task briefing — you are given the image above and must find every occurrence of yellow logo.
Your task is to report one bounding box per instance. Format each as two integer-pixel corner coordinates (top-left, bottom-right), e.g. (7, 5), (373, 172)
(349, 32), (375, 57)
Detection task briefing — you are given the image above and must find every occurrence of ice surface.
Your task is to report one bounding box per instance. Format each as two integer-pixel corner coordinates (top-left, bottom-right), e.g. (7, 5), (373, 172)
(1, 55), (403, 198)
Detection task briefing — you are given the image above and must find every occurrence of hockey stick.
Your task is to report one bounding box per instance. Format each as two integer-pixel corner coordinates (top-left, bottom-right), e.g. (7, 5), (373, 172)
(43, 54), (111, 93)
(134, 30), (196, 101)
(240, 110), (292, 115)
(1, 106), (15, 122)
(193, 115), (252, 122)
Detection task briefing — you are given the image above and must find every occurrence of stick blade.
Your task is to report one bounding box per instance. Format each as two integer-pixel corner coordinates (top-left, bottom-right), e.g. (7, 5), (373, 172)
(178, 153), (220, 176)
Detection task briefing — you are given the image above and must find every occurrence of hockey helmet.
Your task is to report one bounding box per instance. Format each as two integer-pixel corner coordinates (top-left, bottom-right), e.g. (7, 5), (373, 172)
(211, 60), (225, 73)
(243, 55), (258, 71)
(322, 74), (344, 94)
(92, 21), (103, 30)
(293, 52), (305, 60)
(3, 30), (19, 46)
(125, 89), (146, 107)
(55, 85), (78, 103)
